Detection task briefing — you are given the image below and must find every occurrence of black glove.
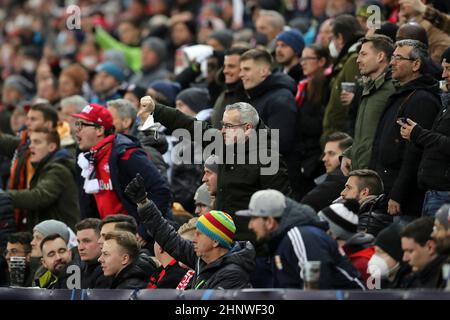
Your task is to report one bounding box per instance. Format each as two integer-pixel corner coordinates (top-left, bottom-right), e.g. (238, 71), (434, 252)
(125, 173), (148, 204)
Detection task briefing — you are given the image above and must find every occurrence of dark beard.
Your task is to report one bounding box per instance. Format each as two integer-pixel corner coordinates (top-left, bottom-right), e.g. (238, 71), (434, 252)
(436, 237), (450, 255)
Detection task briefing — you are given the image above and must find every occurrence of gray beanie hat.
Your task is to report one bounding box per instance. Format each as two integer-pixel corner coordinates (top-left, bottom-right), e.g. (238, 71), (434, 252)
(142, 37), (167, 62)
(204, 155), (219, 173)
(176, 88), (211, 114)
(4, 75), (34, 96)
(208, 29), (234, 50)
(436, 204), (450, 230)
(194, 183), (212, 208)
(33, 220), (70, 243)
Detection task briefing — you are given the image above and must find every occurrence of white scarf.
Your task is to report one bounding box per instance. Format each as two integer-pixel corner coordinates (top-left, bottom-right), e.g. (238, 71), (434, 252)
(77, 152), (100, 194)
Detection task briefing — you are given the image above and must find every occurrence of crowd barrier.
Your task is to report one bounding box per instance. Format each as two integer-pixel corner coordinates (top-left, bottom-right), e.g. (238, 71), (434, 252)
(1, 288), (450, 300)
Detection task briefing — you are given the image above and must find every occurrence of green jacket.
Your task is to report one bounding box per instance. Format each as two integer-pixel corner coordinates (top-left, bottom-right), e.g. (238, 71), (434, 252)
(95, 27), (141, 72)
(321, 42), (361, 146)
(0, 132), (21, 159)
(344, 68), (395, 170)
(8, 150), (80, 231)
(153, 104), (291, 240)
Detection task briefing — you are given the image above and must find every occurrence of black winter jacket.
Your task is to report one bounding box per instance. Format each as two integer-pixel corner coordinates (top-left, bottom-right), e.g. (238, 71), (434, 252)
(138, 200), (255, 289)
(370, 75), (441, 216)
(410, 92), (450, 190)
(110, 254), (155, 289)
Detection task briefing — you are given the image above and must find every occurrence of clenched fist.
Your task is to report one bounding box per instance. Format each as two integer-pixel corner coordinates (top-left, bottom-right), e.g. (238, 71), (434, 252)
(138, 95), (156, 123)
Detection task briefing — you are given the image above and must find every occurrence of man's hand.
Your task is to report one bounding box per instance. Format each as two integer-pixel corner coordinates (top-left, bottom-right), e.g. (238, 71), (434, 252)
(138, 95), (156, 123)
(398, 118), (417, 141)
(340, 91), (355, 106)
(341, 156), (352, 176)
(125, 173), (148, 205)
(388, 199), (402, 215)
(399, 0), (427, 14)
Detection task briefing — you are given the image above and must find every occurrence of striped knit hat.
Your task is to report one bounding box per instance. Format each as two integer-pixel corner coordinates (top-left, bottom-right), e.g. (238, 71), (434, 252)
(196, 210), (236, 249)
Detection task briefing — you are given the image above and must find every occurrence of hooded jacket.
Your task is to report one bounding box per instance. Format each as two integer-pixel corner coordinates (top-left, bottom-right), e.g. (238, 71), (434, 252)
(8, 149), (80, 231)
(267, 198), (365, 289)
(245, 72), (298, 156)
(153, 103), (291, 241)
(138, 200), (255, 289)
(370, 75), (442, 216)
(110, 254), (156, 289)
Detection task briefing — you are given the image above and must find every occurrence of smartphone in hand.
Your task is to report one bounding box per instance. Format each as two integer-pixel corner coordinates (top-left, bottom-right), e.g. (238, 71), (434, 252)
(397, 117), (407, 125)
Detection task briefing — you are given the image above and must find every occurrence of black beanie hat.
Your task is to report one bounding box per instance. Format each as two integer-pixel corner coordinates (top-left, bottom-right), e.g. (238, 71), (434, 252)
(374, 223), (404, 262)
(176, 88), (210, 114)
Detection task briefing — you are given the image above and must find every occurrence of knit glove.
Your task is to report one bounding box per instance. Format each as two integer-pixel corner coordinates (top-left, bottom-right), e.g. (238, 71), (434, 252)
(125, 173), (148, 205)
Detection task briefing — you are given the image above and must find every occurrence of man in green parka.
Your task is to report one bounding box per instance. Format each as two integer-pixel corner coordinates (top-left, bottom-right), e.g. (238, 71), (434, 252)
(7, 128), (79, 231)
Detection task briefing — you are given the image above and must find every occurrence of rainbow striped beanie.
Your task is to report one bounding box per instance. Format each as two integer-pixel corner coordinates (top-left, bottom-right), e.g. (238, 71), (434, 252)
(196, 210), (236, 249)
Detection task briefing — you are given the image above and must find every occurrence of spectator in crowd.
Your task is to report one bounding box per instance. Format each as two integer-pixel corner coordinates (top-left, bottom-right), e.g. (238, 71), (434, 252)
(194, 183), (213, 216)
(399, 0), (450, 35)
(147, 238), (188, 289)
(139, 96), (291, 241)
(75, 218), (110, 288)
(206, 29), (234, 52)
(4, 232), (33, 286)
(201, 155), (218, 206)
(237, 189), (365, 289)
(321, 14), (364, 145)
(318, 199), (375, 282)
(1, 74), (34, 111)
(7, 128), (79, 231)
(432, 204), (450, 266)
(325, 0), (356, 18)
(37, 234), (73, 289)
(0, 103), (59, 230)
(275, 29), (305, 83)
(315, 18), (334, 49)
(125, 174), (256, 289)
(176, 88), (213, 121)
(255, 10), (286, 55)
(58, 64), (88, 99)
(59, 95), (89, 135)
(399, 0), (450, 63)
(296, 44), (331, 196)
(302, 132), (352, 212)
(130, 37), (171, 88)
(99, 231), (153, 289)
(398, 47), (450, 217)
(239, 49), (299, 198)
(147, 80), (182, 108)
(98, 214), (138, 247)
(90, 62), (124, 106)
(367, 223), (412, 289)
(401, 217), (447, 288)
(341, 35), (396, 174)
(72, 103), (171, 244)
(212, 46), (249, 129)
(175, 219), (197, 290)
(341, 169), (393, 236)
(370, 40), (441, 220)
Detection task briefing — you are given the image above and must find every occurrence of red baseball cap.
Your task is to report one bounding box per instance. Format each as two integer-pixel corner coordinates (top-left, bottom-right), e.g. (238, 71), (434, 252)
(71, 104), (114, 130)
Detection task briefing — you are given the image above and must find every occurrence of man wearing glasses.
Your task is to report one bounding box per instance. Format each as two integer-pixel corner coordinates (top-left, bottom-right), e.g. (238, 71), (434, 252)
(138, 96), (290, 242)
(72, 103), (171, 246)
(370, 39), (442, 222)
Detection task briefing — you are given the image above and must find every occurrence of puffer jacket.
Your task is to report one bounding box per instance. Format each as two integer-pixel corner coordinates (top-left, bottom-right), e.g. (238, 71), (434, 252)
(110, 254), (156, 289)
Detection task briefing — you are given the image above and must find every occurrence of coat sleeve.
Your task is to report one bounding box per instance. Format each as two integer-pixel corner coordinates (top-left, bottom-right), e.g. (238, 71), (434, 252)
(120, 148), (171, 215)
(410, 124), (450, 157)
(8, 164), (69, 210)
(153, 104), (213, 149)
(389, 94), (440, 203)
(138, 200), (198, 269)
(0, 133), (20, 159)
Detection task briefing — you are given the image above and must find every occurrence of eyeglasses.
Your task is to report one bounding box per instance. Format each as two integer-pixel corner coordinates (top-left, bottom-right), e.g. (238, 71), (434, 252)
(300, 56), (319, 62)
(220, 121), (247, 129)
(75, 120), (100, 130)
(391, 55), (416, 62)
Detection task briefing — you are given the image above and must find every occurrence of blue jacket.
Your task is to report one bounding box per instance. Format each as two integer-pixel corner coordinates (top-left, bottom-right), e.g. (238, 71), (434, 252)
(268, 198), (366, 290)
(78, 134), (171, 238)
